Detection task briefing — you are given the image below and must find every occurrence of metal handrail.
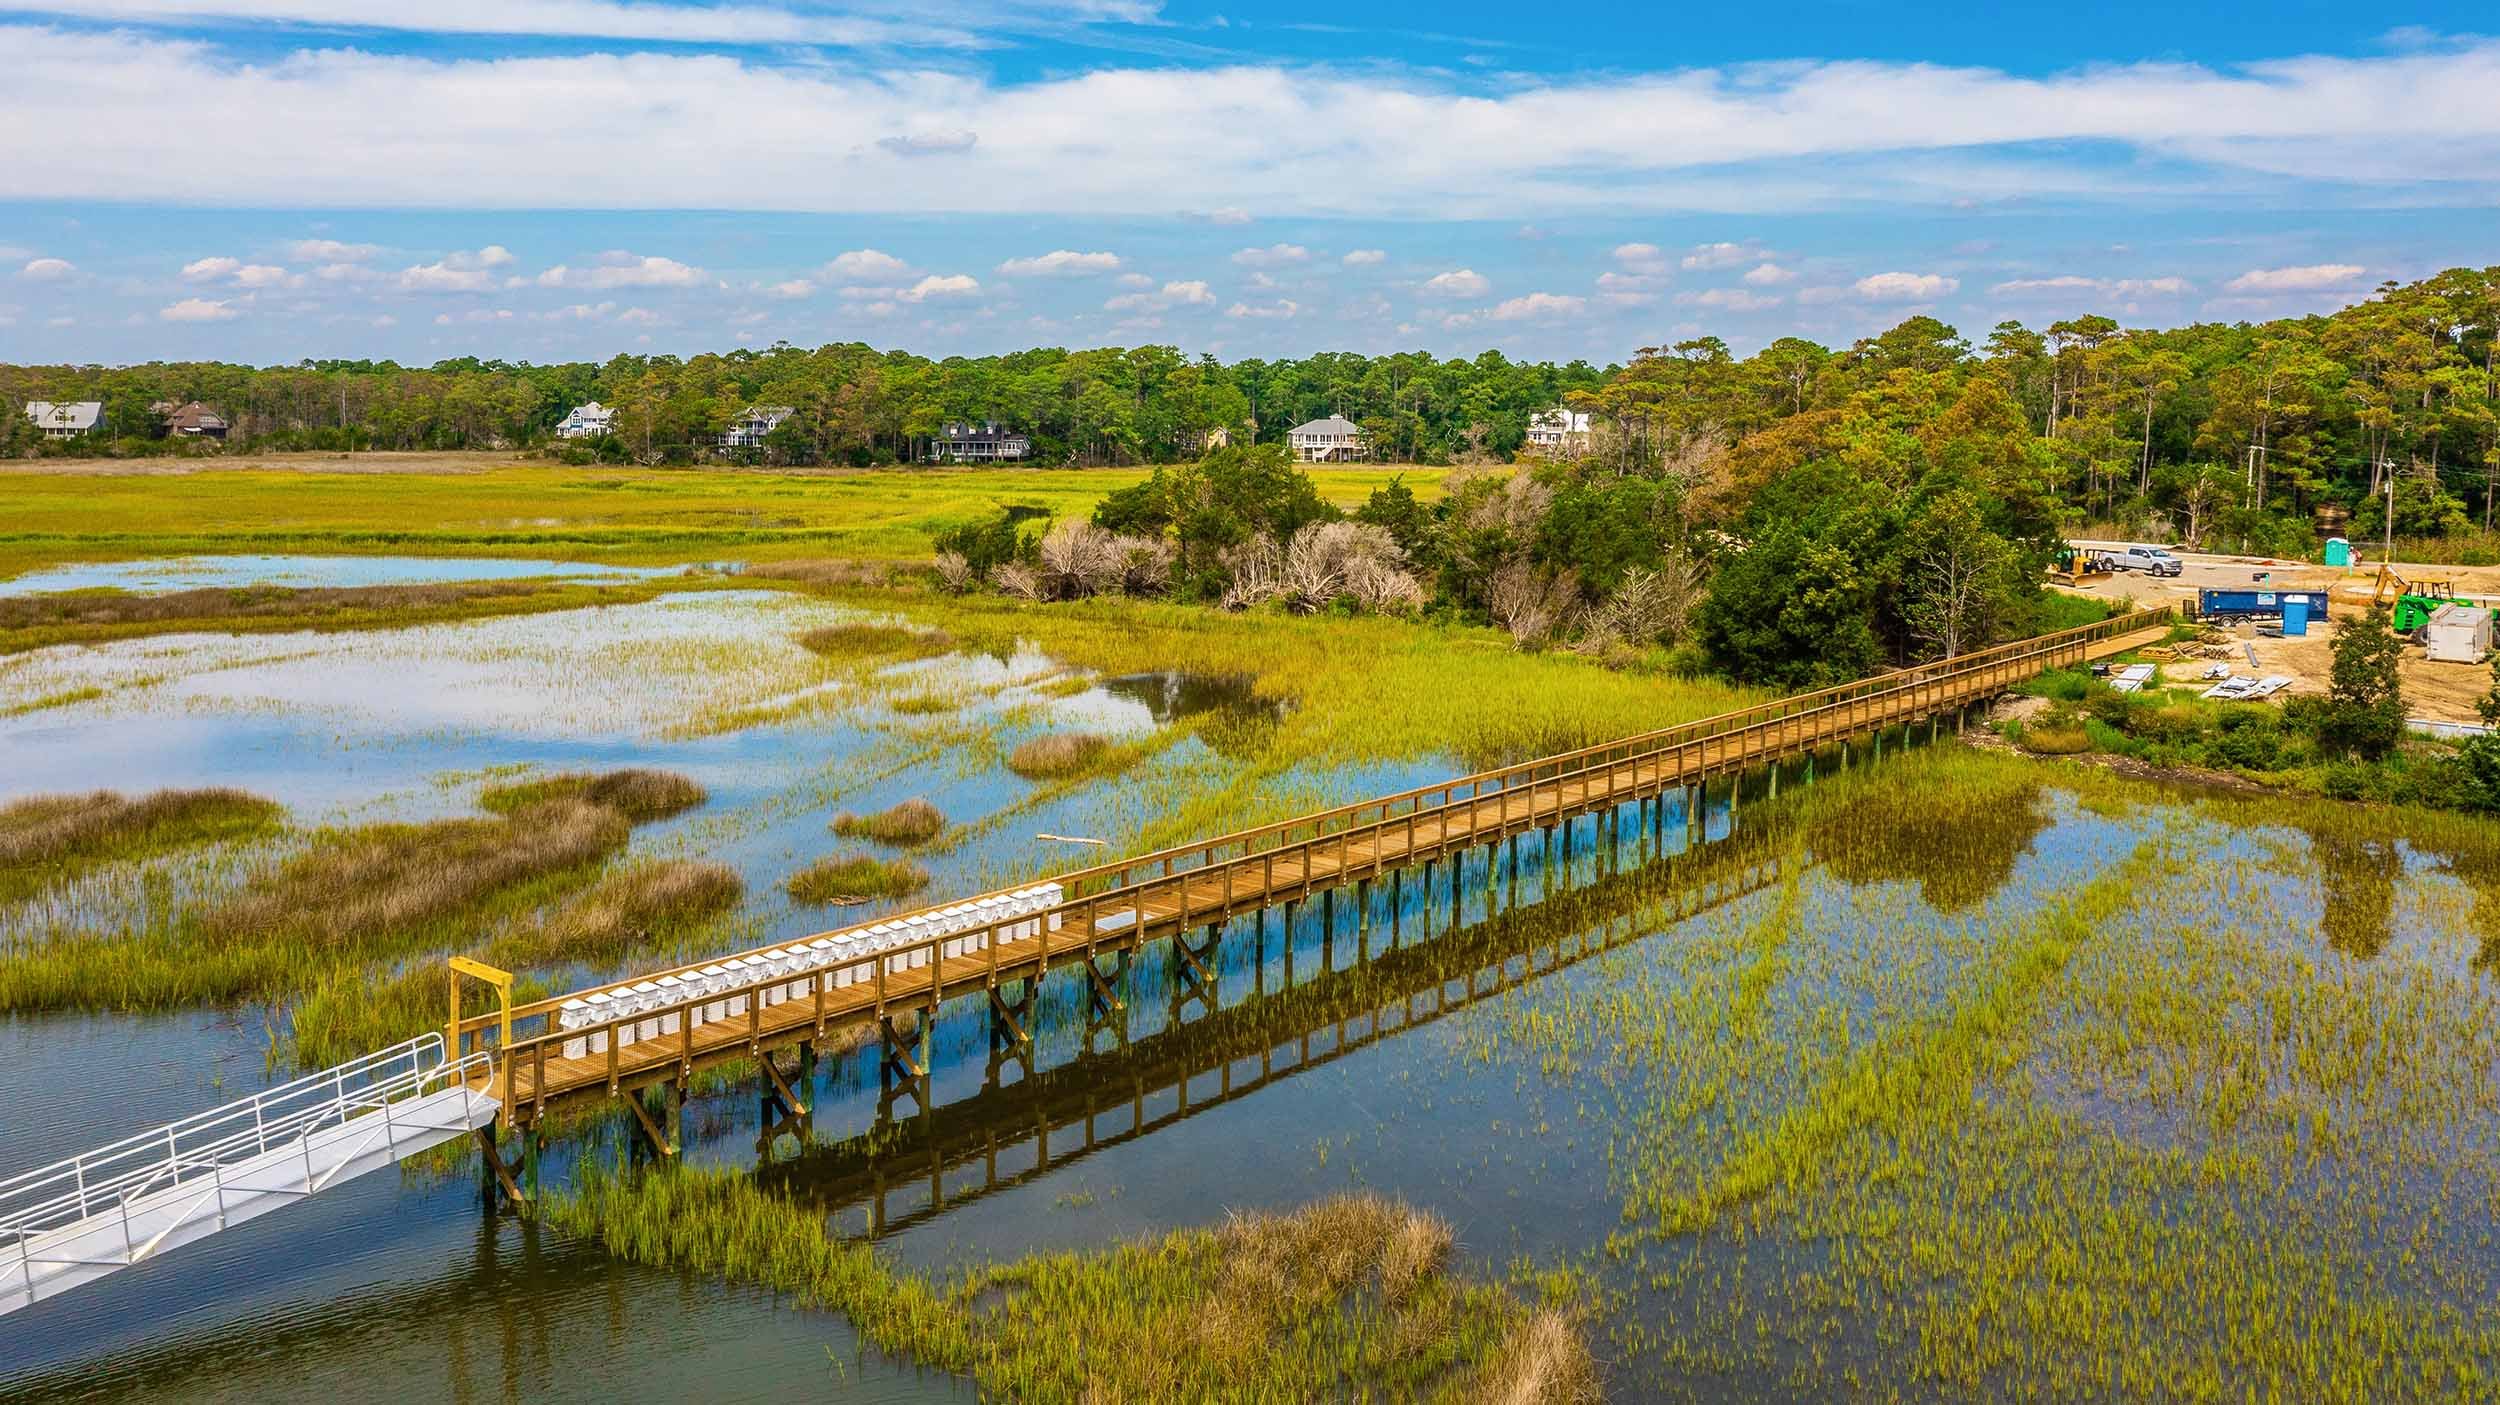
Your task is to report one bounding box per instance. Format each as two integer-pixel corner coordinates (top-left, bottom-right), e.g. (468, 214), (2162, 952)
(477, 606), (2170, 1066)
(1, 1035), (492, 1250)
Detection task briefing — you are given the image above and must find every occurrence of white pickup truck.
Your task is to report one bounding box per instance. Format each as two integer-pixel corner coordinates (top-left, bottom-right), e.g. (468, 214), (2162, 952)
(2107, 546), (2182, 578)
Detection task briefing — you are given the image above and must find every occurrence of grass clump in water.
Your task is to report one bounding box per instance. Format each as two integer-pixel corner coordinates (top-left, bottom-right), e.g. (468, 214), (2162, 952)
(478, 768), (707, 823)
(203, 800), (629, 951)
(830, 798), (946, 847)
(888, 691), (958, 715)
(547, 1167), (1591, 1403)
(0, 788), (282, 905)
(287, 857), (744, 1068)
(785, 853), (930, 904)
(796, 621), (952, 660)
(1006, 732), (1112, 779)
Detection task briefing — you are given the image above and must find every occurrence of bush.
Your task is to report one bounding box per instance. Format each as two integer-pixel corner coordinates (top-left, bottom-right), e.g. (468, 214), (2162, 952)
(831, 798), (946, 846)
(2210, 717), (2283, 770)
(784, 854), (930, 904)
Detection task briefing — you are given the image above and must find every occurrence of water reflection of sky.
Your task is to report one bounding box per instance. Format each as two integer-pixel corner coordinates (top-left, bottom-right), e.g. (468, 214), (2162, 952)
(0, 554), (683, 596)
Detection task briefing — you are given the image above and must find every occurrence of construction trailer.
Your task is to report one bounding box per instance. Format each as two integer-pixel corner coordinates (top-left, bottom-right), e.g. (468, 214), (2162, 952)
(2423, 603), (2494, 664)
(2195, 588), (2331, 624)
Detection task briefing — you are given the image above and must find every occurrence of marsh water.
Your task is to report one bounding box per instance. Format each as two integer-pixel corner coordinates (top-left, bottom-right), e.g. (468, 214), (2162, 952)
(5, 561), (2499, 1401)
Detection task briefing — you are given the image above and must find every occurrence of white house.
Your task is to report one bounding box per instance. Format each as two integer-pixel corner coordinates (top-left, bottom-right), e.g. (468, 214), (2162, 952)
(931, 420), (1031, 462)
(1523, 407), (1592, 457)
(555, 401), (617, 439)
(1288, 415), (1367, 463)
(720, 405), (795, 451)
(25, 401), (104, 440)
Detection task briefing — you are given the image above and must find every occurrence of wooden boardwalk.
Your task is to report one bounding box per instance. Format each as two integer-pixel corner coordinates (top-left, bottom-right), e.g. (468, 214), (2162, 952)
(463, 607), (2173, 1136)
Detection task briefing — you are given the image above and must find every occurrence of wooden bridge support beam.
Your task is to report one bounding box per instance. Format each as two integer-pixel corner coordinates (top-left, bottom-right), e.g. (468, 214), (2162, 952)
(476, 1124), (529, 1211)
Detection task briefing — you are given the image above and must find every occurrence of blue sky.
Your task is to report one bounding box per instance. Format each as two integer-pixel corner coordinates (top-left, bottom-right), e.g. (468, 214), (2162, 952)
(2, 3), (2495, 366)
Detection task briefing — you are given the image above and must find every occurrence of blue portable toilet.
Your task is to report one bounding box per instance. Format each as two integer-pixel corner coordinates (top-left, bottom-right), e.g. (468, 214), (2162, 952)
(2283, 598), (2309, 636)
(2322, 537), (2352, 567)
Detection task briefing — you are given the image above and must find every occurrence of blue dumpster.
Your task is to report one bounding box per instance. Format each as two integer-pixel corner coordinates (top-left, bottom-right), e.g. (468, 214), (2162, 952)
(2283, 598), (2309, 636)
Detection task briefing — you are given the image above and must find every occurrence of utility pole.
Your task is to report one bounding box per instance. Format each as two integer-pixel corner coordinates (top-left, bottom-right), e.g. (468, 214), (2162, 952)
(2382, 466), (2397, 568)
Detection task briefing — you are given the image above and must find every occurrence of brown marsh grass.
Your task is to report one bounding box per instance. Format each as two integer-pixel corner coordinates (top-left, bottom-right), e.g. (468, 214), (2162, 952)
(0, 578), (710, 653)
(1005, 732), (1111, 779)
(479, 768), (707, 823)
(796, 621), (952, 660)
(288, 857), (744, 1068)
(0, 788), (281, 904)
(785, 853), (931, 904)
(830, 798), (946, 847)
(202, 799), (629, 951)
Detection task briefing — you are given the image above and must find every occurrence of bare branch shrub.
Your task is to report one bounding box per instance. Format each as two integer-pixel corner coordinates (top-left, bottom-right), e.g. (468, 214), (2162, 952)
(993, 561), (1044, 601)
(1488, 562), (1580, 647)
(1038, 518), (1125, 599)
(931, 550), (974, 594)
(1219, 534), (1283, 610)
(1115, 535), (1176, 596)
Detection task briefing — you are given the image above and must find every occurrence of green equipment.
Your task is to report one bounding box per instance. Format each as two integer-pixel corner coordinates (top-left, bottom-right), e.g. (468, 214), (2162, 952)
(2371, 565), (2477, 634)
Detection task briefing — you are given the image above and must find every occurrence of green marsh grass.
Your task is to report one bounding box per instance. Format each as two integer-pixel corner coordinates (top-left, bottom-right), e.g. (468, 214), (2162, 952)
(830, 798), (946, 847)
(0, 577), (737, 653)
(547, 1166), (1590, 1403)
(786, 853), (931, 904)
(0, 787), (282, 905)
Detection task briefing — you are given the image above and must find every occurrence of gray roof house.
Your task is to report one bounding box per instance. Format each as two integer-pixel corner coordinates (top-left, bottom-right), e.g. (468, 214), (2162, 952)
(25, 401), (104, 439)
(932, 420), (1031, 462)
(1287, 415), (1367, 462)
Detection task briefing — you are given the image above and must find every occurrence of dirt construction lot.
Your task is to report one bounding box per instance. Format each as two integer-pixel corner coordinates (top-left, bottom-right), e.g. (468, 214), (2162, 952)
(2062, 543), (2498, 726)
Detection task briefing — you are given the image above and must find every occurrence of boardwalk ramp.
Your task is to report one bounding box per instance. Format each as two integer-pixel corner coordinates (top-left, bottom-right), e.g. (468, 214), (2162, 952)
(1, 1034), (496, 1317)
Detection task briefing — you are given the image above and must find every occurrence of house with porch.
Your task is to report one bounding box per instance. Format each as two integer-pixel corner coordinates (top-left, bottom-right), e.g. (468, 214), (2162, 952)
(24, 401), (104, 440)
(554, 402), (617, 439)
(931, 420), (1031, 462)
(1287, 415), (1367, 462)
(719, 405), (795, 452)
(1523, 407), (1591, 457)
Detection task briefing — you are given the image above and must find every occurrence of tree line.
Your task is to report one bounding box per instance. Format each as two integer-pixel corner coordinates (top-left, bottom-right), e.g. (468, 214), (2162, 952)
(0, 344), (1608, 467)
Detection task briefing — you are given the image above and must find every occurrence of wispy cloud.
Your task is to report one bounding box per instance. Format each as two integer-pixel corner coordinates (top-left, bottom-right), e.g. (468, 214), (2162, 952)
(16, 28), (2500, 215)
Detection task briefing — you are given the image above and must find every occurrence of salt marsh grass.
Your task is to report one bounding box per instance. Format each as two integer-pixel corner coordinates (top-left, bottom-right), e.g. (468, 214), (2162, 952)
(830, 798), (946, 846)
(478, 767), (707, 823)
(0, 787), (281, 905)
(1004, 732), (1112, 779)
(796, 621), (953, 660)
(548, 1167), (1585, 1403)
(786, 853), (931, 904)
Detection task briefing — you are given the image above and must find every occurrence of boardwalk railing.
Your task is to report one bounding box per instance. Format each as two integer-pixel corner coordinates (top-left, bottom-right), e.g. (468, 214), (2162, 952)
(3, 1035), (495, 1307)
(463, 605), (2171, 1110)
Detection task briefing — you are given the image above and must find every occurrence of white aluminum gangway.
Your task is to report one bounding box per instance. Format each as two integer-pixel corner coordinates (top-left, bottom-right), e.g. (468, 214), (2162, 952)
(1, 1033), (498, 1317)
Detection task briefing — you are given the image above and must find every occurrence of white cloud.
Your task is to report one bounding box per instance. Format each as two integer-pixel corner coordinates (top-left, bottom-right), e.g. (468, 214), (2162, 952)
(825, 249), (909, 280)
(20, 257), (73, 280)
(1341, 249), (1386, 266)
(1420, 268), (1490, 298)
(1680, 287), (1781, 311)
(878, 129), (977, 157)
(182, 255), (241, 281)
(767, 279), (816, 299)
(2225, 263), (2366, 293)
(1489, 292), (1586, 321)
(1853, 271), (1959, 301)
(394, 246), (516, 293)
(1115, 272), (1155, 288)
(1742, 262), (1796, 286)
(182, 255), (297, 288)
(1991, 274), (2194, 297)
(16, 30), (2500, 219)
(288, 238), (377, 261)
(615, 307), (662, 324)
(538, 252), (702, 289)
(231, 263), (296, 288)
(898, 273), (980, 302)
(997, 249), (1122, 277)
(313, 262), (376, 283)
(1613, 242), (1669, 273)
(1594, 271), (1657, 294)
(159, 296), (239, 322)
(51, 0), (981, 50)
(1681, 241), (1759, 271)
(1232, 243), (1309, 268)
(1187, 207), (1254, 225)
(1105, 279), (1215, 312)
(1225, 298), (1300, 319)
